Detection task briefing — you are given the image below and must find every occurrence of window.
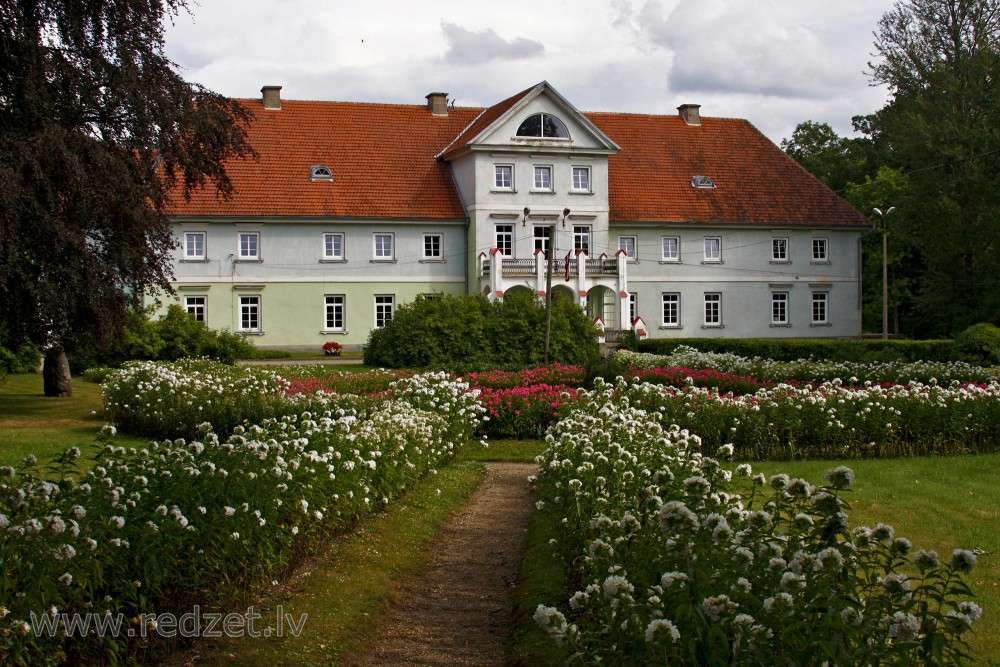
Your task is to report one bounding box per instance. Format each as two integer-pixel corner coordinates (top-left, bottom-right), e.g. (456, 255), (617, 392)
(533, 226), (551, 255)
(323, 233), (345, 260)
(812, 238), (829, 262)
(423, 234), (442, 259)
(184, 232), (205, 260)
(533, 166), (552, 191)
(662, 236), (680, 262)
(374, 233), (394, 260)
(704, 237), (721, 262)
(771, 292), (789, 325)
(375, 295), (395, 328)
(239, 296), (261, 332)
(516, 113), (570, 138)
(494, 165), (513, 190)
(310, 165), (333, 181)
(772, 238), (788, 262)
(239, 232), (260, 260)
(812, 292), (829, 324)
(618, 236), (636, 259)
(324, 295), (345, 332)
(572, 166), (591, 192)
(704, 293), (721, 326)
(662, 293), (680, 326)
(573, 226), (591, 254)
(184, 296), (206, 323)
(495, 225), (513, 257)
(628, 293), (637, 323)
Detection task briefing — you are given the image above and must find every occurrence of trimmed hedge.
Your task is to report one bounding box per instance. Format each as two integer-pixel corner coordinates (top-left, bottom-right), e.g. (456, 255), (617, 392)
(364, 292), (600, 371)
(637, 337), (959, 363)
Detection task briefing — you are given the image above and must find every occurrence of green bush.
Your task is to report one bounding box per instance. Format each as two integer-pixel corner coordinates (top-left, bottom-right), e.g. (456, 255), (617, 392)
(122, 305), (259, 364)
(364, 292), (600, 370)
(0, 339), (40, 375)
(638, 337), (958, 363)
(954, 323), (1000, 366)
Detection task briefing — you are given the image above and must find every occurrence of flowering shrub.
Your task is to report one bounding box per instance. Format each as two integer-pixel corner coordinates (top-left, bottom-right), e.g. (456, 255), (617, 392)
(625, 365), (776, 394)
(322, 341), (342, 356)
(621, 376), (1000, 459)
(102, 359), (291, 439)
(464, 365), (586, 390)
(477, 384), (579, 439)
(0, 368), (484, 665)
(617, 346), (997, 386)
(533, 378), (981, 665)
(283, 368), (413, 397)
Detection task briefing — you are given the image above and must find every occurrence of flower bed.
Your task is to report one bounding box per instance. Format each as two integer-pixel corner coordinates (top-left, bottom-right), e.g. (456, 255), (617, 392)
(1, 370), (484, 665)
(532, 380), (981, 664)
(617, 346), (997, 386)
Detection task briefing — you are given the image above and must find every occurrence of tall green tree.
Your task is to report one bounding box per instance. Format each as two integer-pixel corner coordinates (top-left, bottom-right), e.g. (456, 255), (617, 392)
(0, 0), (254, 393)
(780, 121), (874, 193)
(864, 0), (1000, 336)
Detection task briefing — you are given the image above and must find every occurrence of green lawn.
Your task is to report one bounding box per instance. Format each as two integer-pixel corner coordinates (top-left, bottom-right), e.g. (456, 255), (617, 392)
(0, 373), (147, 469)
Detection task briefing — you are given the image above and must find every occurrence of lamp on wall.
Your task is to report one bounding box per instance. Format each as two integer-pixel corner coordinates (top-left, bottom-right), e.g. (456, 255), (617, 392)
(562, 207), (570, 228)
(522, 206), (531, 226)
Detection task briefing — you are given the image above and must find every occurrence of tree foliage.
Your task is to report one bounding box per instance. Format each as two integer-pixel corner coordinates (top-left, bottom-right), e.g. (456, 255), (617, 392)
(780, 121), (874, 192)
(0, 0), (254, 361)
(864, 0), (1000, 335)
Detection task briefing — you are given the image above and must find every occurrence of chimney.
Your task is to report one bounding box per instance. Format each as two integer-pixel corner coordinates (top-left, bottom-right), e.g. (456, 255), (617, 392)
(677, 104), (701, 126)
(426, 92), (449, 116)
(261, 85), (282, 110)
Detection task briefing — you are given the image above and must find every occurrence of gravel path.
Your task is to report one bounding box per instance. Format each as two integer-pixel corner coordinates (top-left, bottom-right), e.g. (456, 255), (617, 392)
(341, 461), (537, 667)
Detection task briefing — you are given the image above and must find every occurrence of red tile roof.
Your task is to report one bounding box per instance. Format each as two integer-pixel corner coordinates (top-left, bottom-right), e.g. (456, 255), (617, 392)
(167, 93), (869, 228)
(167, 99), (481, 219)
(587, 112), (869, 227)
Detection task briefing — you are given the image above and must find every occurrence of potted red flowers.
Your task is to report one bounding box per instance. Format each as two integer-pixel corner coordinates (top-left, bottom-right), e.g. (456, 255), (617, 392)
(322, 341), (343, 356)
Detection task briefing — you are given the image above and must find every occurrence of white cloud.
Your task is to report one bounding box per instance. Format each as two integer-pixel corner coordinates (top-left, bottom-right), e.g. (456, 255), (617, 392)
(162, 0), (897, 143)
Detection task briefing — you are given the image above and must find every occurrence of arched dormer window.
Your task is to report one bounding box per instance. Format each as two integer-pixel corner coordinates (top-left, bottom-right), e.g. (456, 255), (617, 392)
(516, 113), (570, 139)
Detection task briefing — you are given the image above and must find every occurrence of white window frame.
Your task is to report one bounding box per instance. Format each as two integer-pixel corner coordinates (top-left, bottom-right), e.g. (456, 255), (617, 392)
(812, 291), (829, 325)
(662, 293), (680, 327)
(495, 225), (514, 257)
(239, 295), (261, 333)
(571, 166), (591, 193)
(573, 225), (591, 255)
(533, 225), (551, 255)
(423, 233), (443, 260)
(812, 238), (829, 262)
(374, 294), (395, 328)
(373, 233), (395, 261)
(618, 236), (637, 260)
(661, 236), (680, 262)
(324, 294), (346, 332)
(323, 233), (345, 261)
(771, 237), (789, 262)
(183, 232), (206, 260)
(494, 164), (514, 191)
(533, 165), (553, 192)
(771, 292), (789, 325)
(628, 292), (637, 323)
(238, 232), (260, 261)
(184, 296), (206, 323)
(704, 237), (722, 262)
(704, 293), (721, 326)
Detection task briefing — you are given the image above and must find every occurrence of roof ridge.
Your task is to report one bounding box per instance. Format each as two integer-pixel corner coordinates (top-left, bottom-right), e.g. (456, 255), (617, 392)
(436, 83), (542, 159)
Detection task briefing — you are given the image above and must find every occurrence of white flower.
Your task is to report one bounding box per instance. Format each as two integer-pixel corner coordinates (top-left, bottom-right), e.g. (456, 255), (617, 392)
(59, 573), (73, 586)
(884, 612), (920, 641)
(644, 618), (681, 644)
(950, 549), (977, 574)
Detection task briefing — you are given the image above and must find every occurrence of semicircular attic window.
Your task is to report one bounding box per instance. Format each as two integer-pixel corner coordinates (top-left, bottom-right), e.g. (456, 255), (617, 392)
(516, 113), (570, 139)
(691, 175), (716, 189)
(310, 165), (333, 181)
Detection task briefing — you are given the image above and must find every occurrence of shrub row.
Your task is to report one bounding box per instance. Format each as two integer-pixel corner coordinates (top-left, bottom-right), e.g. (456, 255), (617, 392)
(0, 372), (484, 665)
(532, 384), (981, 664)
(637, 337), (959, 363)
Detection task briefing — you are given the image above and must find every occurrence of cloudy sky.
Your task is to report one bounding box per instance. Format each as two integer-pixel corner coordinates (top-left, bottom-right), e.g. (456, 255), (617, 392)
(163, 0), (899, 144)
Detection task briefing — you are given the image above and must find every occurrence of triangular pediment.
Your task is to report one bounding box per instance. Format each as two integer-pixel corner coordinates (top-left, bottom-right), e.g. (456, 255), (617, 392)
(439, 81), (619, 159)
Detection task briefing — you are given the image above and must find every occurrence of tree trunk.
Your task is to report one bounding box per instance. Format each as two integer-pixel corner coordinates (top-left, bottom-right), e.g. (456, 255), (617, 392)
(43, 347), (73, 397)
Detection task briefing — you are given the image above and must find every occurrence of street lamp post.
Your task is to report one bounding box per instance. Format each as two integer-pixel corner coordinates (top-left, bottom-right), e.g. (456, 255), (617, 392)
(872, 207), (895, 340)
